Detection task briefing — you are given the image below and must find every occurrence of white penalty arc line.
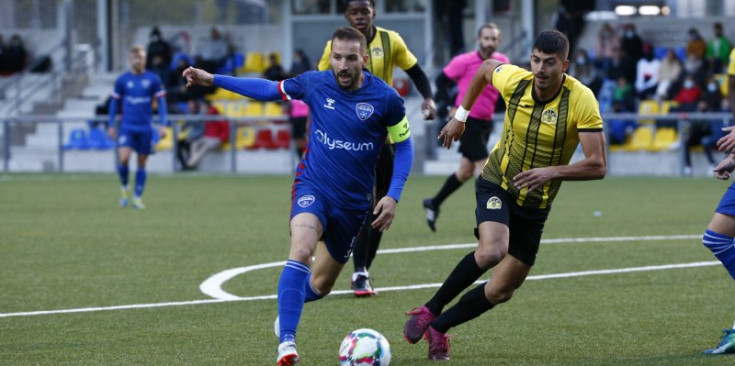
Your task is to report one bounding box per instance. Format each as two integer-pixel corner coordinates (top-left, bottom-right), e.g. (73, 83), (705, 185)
(0, 234), (708, 319)
(0, 260), (718, 319)
(199, 234), (702, 300)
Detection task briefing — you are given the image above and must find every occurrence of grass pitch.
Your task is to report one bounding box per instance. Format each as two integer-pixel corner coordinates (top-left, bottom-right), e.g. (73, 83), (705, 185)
(1, 174), (734, 365)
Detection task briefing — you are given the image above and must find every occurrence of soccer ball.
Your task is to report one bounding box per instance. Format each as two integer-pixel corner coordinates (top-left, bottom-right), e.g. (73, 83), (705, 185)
(338, 328), (391, 366)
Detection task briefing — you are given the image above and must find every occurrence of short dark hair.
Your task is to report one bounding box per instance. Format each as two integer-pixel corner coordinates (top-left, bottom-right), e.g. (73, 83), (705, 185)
(345, 0), (375, 8)
(533, 30), (569, 60)
(477, 23), (500, 38)
(331, 26), (367, 53)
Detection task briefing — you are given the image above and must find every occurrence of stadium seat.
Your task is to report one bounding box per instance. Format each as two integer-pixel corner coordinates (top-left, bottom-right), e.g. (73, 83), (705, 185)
(248, 128), (277, 150)
(235, 126), (256, 149)
(154, 127), (174, 151)
(225, 101), (247, 117)
(240, 52), (266, 74)
(211, 100), (226, 114)
(245, 102), (264, 117)
(621, 126), (653, 151)
(264, 102), (283, 117)
(638, 100), (659, 125)
(88, 127), (114, 150)
(275, 129), (291, 149)
(64, 128), (91, 150)
(649, 127), (679, 151)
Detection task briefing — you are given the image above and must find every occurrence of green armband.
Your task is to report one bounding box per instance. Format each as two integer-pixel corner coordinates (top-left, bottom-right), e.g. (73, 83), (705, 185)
(387, 116), (411, 143)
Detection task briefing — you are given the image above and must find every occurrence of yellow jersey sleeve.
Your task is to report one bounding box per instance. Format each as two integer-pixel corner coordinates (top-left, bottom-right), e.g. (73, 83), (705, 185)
(572, 86), (604, 131)
(317, 41), (331, 71)
(490, 64), (527, 100)
(387, 116), (410, 143)
(390, 31), (418, 71)
(728, 49), (735, 76)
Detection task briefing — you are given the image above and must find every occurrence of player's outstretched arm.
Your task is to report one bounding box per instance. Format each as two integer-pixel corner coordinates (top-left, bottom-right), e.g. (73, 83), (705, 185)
(183, 67), (214, 87)
(514, 132), (607, 192)
(438, 59), (504, 149)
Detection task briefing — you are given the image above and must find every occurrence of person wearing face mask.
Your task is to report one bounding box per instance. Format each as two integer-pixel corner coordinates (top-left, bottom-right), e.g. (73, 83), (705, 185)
(707, 22), (732, 74)
(634, 43), (660, 99)
(569, 48), (602, 96)
(674, 74), (701, 110)
(146, 27), (172, 72)
(620, 23), (643, 63)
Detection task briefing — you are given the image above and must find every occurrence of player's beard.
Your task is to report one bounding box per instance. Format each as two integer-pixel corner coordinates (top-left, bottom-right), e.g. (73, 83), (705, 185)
(336, 70), (357, 90)
(479, 45), (496, 59)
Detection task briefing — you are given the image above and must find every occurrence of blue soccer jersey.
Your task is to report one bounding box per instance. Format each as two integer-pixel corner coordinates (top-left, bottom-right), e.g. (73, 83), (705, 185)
(110, 71), (166, 131)
(279, 70), (407, 210)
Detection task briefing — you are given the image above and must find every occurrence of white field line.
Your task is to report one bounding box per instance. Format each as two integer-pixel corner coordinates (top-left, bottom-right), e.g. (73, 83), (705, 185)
(0, 235), (710, 319)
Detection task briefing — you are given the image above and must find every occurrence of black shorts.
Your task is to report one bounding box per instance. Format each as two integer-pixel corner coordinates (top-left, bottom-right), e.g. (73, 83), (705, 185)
(474, 177), (550, 266)
(374, 143), (395, 201)
(290, 116), (308, 139)
(458, 117), (492, 162)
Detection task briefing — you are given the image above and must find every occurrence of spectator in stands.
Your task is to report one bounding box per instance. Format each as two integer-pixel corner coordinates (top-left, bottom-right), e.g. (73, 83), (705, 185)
(0, 34), (9, 75)
(569, 48), (602, 96)
(197, 27), (230, 73)
(707, 22), (732, 74)
(674, 73), (702, 111)
(595, 22), (620, 72)
(177, 98), (206, 170)
(148, 55), (171, 88)
(263, 53), (286, 81)
(607, 100), (637, 145)
(554, 0), (594, 57)
(290, 49), (311, 77)
(603, 45), (636, 83)
(683, 76), (725, 175)
(613, 76), (636, 112)
(6, 34), (27, 73)
(655, 48), (683, 100)
(146, 27), (172, 71)
(186, 99), (230, 169)
(621, 23), (643, 64)
(687, 28), (707, 60)
(635, 43), (660, 99)
(684, 50), (707, 87)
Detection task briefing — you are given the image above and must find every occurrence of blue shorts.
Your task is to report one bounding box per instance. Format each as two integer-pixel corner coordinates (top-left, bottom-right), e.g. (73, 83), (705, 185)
(117, 128), (153, 155)
(716, 181), (735, 216)
(290, 182), (368, 264)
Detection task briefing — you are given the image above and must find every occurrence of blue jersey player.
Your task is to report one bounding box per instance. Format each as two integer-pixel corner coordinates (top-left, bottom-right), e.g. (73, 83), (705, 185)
(107, 46), (168, 209)
(183, 27), (413, 366)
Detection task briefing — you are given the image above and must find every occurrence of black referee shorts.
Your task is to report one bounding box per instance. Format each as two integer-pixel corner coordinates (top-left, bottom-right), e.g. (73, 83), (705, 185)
(474, 177), (550, 266)
(458, 117), (492, 162)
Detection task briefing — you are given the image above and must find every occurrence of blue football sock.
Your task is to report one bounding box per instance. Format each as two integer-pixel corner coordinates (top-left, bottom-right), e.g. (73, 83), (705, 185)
(134, 169), (147, 198)
(304, 272), (323, 303)
(278, 259), (309, 343)
(703, 230), (735, 280)
(117, 164), (129, 187)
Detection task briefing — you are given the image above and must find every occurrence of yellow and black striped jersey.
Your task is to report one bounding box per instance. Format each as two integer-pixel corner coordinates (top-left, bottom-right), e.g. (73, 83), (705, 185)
(482, 64), (604, 209)
(317, 26), (418, 84)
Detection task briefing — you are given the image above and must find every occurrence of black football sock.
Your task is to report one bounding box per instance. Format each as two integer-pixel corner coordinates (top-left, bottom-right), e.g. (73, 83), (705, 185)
(432, 173), (463, 207)
(364, 227), (382, 269)
(431, 283), (495, 333)
(425, 251), (486, 316)
(352, 216), (372, 272)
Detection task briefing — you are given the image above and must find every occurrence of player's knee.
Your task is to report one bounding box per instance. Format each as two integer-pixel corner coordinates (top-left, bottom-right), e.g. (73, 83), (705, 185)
(311, 277), (335, 296)
(486, 284), (516, 304)
(476, 238), (508, 269)
(456, 168), (473, 182)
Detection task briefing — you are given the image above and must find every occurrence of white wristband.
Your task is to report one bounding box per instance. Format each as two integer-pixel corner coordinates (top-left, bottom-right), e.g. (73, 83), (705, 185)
(454, 106), (470, 123)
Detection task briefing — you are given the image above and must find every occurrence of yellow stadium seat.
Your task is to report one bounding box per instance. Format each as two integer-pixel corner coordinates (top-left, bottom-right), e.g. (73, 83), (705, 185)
(240, 52), (266, 73)
(155, 127), (174, 151)
(245, 102), (264, 117)
(225, 101), (247, 117)
(638, 99), (659, 125)
(621, 126), (653, 151)
(649, 127), (679, 151)
(211, 100), (226, 114)
(264, 102), (284, 117)
(235, 126), (256, 149)
(660, 100), (679, 115)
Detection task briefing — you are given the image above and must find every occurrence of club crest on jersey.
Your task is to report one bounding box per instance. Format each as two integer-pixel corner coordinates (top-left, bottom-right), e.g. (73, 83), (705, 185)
(141, 79), (151, 89)
(355, 103), (374, 120)
(126, 81), (134, 89)
(541, 109), (557, 124)
(486, 196), (502, 210)
(324, 97), (336, 110)
(297, 194), (316, 208)
(371, 47), (383, 58)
